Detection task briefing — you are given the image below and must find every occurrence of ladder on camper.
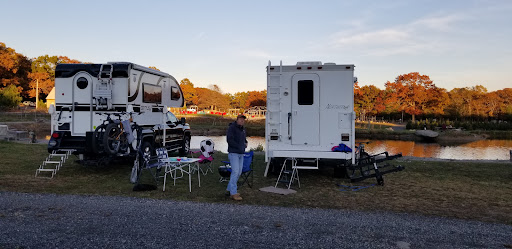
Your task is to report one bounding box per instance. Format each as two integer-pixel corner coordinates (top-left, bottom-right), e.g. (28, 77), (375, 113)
(93, 64), (114, 110)
(35, 149), (75, 178)
(275, 158), (319, 189)
(266, 61), (283, 142)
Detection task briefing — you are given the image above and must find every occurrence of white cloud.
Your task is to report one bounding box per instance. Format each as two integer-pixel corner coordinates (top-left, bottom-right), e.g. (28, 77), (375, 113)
(411, 13), (468, 32)
(333, 29), (410, 47)
(328, 12), (470, 57)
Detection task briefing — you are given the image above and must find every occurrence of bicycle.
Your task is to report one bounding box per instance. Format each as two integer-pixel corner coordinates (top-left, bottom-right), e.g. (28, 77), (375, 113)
(93, 112), (141, 155)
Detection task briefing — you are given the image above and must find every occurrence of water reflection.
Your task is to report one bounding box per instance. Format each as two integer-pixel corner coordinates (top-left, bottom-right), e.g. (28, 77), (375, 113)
(191, 136), (265, 154)
(192, 136), (512, 160)
(362, 140), (512, 160)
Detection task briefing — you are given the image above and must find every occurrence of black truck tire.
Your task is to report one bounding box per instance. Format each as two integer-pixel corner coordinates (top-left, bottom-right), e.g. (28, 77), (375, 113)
(179, 135), (190, 156)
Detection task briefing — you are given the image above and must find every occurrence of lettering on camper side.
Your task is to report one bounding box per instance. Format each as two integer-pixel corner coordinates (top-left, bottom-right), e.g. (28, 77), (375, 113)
(325, 104), (350, 110)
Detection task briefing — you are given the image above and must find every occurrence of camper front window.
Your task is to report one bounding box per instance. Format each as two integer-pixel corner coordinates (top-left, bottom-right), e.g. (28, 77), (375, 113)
(171, 86), (181, 100)
(298, 80), (314, 105)
(143, 83), (162, 103)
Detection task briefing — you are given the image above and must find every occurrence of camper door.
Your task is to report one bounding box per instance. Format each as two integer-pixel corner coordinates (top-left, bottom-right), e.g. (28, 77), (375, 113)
(71, 72), (93, 135)
(291, 74), (320, 145)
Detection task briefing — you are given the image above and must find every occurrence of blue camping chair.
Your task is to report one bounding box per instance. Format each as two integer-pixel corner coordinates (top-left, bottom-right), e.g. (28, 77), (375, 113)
(218, 151), (254, 188)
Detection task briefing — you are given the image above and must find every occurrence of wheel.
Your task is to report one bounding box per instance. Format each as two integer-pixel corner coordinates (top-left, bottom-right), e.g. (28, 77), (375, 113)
(179, 135), (190, 156)
(103, 123), (122, 155)
(91, 124), (106, 154)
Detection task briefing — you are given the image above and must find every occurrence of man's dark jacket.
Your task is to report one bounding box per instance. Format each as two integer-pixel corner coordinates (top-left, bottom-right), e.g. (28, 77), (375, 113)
(227, 121), (247, 154)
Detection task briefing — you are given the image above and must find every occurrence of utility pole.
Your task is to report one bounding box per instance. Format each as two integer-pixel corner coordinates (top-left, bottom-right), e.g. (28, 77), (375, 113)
(35, 78), (39, 109)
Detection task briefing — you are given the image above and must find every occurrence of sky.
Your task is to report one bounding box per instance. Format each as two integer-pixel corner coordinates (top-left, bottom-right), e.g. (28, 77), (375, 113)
(1, 0), (511, 93)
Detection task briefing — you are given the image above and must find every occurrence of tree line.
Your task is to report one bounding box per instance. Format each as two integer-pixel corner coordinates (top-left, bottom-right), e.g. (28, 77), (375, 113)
(355, 72), (512, 122)
(0, 42), (268, 111)
(1, 41), (510, 122)
(179, 78), (266, 111)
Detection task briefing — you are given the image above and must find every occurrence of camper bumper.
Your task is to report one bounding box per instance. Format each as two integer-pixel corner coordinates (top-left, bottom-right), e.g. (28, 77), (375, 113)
(47, 131), (87, 154)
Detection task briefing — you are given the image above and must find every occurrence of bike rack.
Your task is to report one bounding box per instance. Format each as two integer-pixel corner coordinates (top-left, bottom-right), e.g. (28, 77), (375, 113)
(347, 151), (404, 185)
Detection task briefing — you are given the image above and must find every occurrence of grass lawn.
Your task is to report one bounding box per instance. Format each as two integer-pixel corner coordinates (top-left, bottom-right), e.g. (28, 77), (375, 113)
(1, 140), (511, 225)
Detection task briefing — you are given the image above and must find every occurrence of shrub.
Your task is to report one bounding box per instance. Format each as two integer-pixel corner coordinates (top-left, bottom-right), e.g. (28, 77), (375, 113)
(250, 144), (264, 152)
(36, 100), (46, 111)
(0, 85), (22, 108)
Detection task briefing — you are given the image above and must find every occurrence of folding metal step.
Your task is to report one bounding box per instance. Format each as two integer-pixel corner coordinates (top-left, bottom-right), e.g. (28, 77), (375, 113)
(35, 149), (75, 178)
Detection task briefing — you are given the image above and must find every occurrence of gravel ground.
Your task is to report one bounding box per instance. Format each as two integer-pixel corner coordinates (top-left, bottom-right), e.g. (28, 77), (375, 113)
(0, 192), (511, 249)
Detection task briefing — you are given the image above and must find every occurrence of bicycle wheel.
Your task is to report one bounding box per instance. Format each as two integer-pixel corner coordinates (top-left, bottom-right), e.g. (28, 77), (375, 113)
(92, 124), (106, 154)
(103, 123), (122, 155)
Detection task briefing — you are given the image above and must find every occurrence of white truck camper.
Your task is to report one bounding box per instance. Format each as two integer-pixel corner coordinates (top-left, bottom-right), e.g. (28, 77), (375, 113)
(264, 61), (403, 187)
(264, 61), (356, 174)
(47, 62), (191, 162)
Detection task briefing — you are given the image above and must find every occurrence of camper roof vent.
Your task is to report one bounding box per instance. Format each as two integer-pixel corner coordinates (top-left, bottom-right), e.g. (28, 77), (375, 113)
(324, 62), (336, 65)
(296, 61), (322, 66)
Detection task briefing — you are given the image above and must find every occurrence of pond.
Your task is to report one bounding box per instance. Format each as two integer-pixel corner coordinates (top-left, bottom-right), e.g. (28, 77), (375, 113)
(191, 136), (512, 160)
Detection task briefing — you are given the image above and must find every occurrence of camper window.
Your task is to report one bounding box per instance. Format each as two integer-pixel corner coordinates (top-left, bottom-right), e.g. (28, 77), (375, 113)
(143, 83), (162, 103)
(298, 80), (314, 105)
(171, 86), (181, 100)
(76, 77), (88, 89)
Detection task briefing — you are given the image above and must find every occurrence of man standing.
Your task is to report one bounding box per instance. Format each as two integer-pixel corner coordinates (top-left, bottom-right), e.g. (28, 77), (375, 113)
(226, 114), (247, 201)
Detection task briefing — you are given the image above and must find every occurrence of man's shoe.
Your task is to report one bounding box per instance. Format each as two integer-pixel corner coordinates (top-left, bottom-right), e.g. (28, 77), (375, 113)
(230, 193), (243, 201)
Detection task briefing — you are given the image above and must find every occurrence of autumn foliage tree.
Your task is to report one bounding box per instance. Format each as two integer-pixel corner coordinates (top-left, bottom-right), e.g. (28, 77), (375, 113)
(245, 90), (266, 108)
(179, 78), (198, 106)
(354, 85), (384, 120)
(195, 86), (230, 111)
(0, 42), (31, 97)
(385, 72), (437, 122)
(28, 55), (82, 100)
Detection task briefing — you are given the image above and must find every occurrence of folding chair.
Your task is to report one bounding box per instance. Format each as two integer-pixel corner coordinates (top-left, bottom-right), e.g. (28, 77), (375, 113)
(136, 147), (167, 185)
(218, 151), (254, 188)
(189, 139), (215, 175)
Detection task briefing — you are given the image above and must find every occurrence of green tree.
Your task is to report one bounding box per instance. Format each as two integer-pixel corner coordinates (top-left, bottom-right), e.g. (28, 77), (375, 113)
(0, 84), (22, 108)
(231, 91), (249, 109)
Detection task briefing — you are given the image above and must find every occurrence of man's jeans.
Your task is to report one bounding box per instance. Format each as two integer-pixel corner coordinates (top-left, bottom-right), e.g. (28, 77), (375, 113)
(227, 153), (244, 195)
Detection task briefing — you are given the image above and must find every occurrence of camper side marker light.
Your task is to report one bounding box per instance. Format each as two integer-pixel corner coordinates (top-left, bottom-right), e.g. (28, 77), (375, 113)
(318, 67), (323, 69)
(307, 67), (312, 70)
(297, 67), (302, 70)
